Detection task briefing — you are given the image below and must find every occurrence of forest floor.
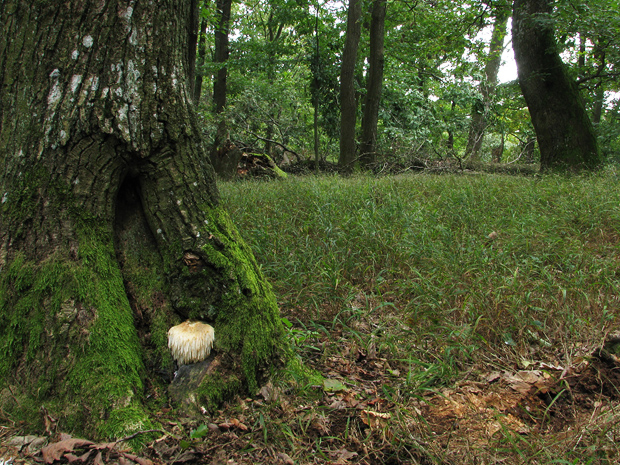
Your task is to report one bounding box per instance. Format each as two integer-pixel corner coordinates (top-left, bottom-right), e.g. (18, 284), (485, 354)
(2, 170), (620, 464)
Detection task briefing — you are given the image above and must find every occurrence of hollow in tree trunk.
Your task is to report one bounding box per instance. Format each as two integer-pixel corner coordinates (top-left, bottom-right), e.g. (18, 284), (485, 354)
(0, 0), (284, 440)
(512, 0), (601, 171)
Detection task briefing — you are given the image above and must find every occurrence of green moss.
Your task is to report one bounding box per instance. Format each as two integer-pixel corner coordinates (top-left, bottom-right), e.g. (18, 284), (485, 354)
(281, 357), (324, 388)
(99, 406), (157, 448)
(192, 207), (286, 393)
(196, 372), (243, 410)
(0, 214), (152, 439)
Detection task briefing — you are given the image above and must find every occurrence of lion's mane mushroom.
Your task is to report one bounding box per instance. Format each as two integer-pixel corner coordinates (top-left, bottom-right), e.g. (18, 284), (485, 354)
(168, 321), (215, 365)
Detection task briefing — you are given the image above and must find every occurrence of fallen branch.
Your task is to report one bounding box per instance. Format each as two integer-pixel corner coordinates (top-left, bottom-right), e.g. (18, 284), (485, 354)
(246, 131), (302, 160)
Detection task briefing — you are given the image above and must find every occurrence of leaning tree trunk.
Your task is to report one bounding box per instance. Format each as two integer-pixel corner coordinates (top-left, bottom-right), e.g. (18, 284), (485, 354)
(359, 0), (387, 168)
(338, 0), (362, 174)
(512, 0), (601, 171)
(0, 0), (283, 440)
(464, 5), (509, 161)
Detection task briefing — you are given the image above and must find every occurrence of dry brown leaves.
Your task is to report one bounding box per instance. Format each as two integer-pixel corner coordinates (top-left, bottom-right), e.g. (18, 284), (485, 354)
(1, 432), (157, 465)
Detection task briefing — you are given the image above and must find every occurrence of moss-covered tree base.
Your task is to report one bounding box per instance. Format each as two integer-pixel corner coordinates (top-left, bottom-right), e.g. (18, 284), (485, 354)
(0, 172), (286, 440)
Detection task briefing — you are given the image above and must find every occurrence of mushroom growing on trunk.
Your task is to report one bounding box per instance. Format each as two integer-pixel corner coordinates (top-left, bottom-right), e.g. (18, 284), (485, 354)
(168, 321), (215, 365)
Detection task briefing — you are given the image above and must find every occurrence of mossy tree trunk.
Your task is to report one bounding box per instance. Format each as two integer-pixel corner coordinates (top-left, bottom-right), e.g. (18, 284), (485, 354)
(512, 0), (602, 171)
(0, 0), (283, 440)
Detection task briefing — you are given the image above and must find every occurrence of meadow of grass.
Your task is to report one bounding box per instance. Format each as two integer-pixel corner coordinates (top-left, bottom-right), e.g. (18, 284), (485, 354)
(216, 170), (620, 464)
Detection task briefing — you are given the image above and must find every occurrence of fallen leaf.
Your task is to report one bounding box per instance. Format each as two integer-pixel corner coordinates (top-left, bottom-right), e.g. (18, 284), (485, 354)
(276, 452), (294, 464)
(331, 448), (358, 464)
(360, 410), (391, 429)
(93, 451), (105, 465)
(485, 372), (501, 383)
(41, 438), (95, 464)
(323, 379), (347, 393)
(229, 418), (249, 432)
(65, 450), (92, 463)
(124, 453), (154, 465)
(259, 382), (280, 403)
(507, 380), (533, 395)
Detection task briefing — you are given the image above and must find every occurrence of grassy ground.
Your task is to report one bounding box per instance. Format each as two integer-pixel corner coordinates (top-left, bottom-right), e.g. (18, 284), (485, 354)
(2, 170), (619, 464)
(214, 170), (620, 464)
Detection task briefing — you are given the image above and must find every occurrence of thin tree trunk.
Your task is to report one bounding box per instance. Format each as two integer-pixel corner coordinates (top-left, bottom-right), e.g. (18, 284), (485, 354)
(264, 12), (285, 157)
(194, 17), (209, 105)
(210, 0), (240, 179)
(465, 6), (509, 161)
(338, 0), (362, 174)
(359, 0), (387, 168)
(592, 83), (605, 125)
(513, 0), (601, 171)
(313, 11), (321, 172)
(0, 0), (283, 439)
(591, 43), (607, 125)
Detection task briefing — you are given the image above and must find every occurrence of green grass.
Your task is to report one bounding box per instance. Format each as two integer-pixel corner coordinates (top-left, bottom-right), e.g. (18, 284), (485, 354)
(213, 171), (620, 463)
(222, 172), (619, 356)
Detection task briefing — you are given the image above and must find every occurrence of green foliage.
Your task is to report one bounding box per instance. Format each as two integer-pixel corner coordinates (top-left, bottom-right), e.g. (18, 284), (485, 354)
(195, 0), (619, 169)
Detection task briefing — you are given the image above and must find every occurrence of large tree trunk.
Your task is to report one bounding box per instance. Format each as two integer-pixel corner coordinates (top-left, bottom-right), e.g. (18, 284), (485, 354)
(512, 0), (601, 171)
(359, 0), (387, 168)
(464, 5), (509, 161)
(0, 0), (283, 440)
(338, 0), (362, 174)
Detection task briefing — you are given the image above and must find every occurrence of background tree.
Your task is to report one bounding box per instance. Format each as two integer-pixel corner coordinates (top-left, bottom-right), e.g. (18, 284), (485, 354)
(359, 0), (387, 168)
(464, 1), (510, 161)
(210, 0), (241, 179)
(0, 0), (283, 439)
(554, 0), (620, 160)
(338, 0), (363, 173)
(512, 0), (602, 171)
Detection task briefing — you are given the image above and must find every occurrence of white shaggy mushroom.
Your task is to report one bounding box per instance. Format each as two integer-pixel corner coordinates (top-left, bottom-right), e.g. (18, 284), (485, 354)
(168, 321), (215, 365)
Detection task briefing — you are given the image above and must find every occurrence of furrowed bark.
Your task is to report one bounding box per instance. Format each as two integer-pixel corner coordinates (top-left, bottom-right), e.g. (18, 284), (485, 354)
(512, 0), (601, 171)
(0, 0), (283, 440)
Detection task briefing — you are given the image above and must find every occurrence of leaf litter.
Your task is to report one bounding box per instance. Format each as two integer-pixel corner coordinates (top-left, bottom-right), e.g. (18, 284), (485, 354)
(2, 329), (620, 464)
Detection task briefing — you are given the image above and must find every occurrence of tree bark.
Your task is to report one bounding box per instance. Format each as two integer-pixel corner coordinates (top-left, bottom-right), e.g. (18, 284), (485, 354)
(0, 0), (283, 440)
(313, 10), (321, 172)
(338, 0), (362, 174)
(359, 0), (387, 168)
(512, 0), (601, 171)
(210, 0), (240, 179)
(464, 4), (509, 161)
(194, 17), (209, 105)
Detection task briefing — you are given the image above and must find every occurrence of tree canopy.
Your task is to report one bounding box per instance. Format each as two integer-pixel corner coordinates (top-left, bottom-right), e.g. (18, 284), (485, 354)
(194, 0), (619, 171)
